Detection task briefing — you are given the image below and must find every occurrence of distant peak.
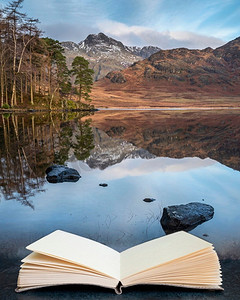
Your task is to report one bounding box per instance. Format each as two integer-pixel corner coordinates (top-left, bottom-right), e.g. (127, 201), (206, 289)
(97, 32), (108, 38)
(84, 32), (111, 43)
(80, 32), (126, 51)
(203, 47), (213, 52)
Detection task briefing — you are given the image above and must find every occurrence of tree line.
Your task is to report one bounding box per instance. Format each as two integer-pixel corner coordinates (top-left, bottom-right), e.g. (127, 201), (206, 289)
(0, 0), (94, 110)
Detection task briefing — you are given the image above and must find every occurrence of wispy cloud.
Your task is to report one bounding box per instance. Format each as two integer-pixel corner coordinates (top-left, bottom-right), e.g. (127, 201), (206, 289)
(2, 0), (238, 46)
(98, 20), (224, 49)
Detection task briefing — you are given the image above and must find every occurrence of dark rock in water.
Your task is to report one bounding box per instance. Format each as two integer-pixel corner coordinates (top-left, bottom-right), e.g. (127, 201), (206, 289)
(143, 198), (156, 203)
(46, 165), (81, 183)
(160, 202), (214, 234)
(99, 183), (108, 187)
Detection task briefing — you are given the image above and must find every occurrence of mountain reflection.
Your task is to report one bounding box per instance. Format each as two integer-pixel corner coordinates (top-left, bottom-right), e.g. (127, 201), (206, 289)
(0, 112), (94, 206)
(86, 128), (155, 170)
(86, 110), (240, 171)
(1, 109), (240, 206)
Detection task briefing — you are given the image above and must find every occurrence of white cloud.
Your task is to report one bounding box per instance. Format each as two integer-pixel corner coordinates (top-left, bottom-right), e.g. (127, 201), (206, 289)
(98, 20), (224, 49)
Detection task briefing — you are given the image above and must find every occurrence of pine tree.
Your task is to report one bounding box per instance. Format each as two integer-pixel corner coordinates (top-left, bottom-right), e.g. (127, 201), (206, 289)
(71, 56), (94, 107)
(42, 37), (71, 108)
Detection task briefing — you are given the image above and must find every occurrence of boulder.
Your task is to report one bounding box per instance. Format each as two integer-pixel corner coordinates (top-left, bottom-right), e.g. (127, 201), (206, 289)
(46, 165), (81, 183)
(160, 202), (214, 234)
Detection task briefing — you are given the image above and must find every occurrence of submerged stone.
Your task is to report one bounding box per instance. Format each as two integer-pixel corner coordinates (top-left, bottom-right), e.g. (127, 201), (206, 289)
(160, 202), (214, 234)
(46, 165), (81, 183)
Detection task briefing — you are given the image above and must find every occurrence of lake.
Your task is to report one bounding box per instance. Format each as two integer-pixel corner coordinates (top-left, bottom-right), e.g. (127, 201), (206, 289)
(0, 109), (240, 299)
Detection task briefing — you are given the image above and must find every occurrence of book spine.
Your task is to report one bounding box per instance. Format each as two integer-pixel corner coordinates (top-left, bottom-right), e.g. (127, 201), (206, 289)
(114, 282), (123, 294)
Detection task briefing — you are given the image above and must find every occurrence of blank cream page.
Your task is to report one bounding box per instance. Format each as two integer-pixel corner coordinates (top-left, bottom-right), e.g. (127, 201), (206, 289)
(120, 231), (212, 279)
(26, 230), (120, 279)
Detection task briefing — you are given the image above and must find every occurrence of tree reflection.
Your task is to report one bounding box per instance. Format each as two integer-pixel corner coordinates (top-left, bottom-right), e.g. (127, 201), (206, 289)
(73, 119), (95, 160)
(0, 112), (94, 208)
(54, 123), (73, 165)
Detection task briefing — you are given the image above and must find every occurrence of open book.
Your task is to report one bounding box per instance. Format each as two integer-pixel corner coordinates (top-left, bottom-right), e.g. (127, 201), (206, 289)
(16, 230), (222, 294)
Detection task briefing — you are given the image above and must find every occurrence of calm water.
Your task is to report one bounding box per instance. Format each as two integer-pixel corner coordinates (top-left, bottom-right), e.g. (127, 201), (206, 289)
(0, 109), (240, 299)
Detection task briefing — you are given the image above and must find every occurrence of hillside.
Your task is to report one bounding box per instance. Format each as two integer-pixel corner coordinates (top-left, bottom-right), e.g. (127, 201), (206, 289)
(92, 37), (240, 108)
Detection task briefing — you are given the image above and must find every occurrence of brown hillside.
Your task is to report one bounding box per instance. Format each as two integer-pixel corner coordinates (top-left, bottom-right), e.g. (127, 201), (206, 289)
(92, 37), (240, 108)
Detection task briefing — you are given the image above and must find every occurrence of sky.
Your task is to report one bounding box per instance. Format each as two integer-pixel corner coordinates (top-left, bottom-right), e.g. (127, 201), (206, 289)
(1, 0), (240, 49)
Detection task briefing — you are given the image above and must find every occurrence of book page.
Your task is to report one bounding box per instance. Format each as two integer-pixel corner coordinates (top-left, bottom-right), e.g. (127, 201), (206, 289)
(120, 231), (212, 279)
(26, 230), (120, 279)
(22, 252), (113, 276)
(17, 269), (119, 291)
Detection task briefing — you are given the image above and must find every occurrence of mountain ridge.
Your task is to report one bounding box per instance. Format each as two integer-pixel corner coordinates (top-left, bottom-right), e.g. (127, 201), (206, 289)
(61, 32), (161, 80)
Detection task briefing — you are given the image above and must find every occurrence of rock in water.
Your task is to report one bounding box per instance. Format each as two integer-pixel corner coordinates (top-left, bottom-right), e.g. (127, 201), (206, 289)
(143, 198), (156, 203)
(160, 202), (214, 234)
(46, 165), (81, 183)
(99, 183), (108, 187)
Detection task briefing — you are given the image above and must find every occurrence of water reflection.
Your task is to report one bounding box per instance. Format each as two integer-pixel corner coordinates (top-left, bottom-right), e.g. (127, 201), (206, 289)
(0, 112), (94, 206)
(1, 110), (240, 205)
(86, 128), (155, 169)
(86, 110), (240, 171)
(0, 110), (240, 260)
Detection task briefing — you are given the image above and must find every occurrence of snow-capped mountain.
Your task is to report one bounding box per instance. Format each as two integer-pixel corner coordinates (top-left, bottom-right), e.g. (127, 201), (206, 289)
(78, 33), (129, 55)
(126, 46), (162, 58)
(61, 33), (160, 80)
(61, 41), (79, 52)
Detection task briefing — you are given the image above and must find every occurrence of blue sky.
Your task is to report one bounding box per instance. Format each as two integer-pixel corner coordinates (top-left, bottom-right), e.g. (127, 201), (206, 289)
(1, 0), (240, 48)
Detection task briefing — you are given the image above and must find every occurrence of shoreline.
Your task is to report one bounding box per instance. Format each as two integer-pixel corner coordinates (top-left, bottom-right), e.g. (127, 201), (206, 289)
(1, 106), (240, 113)
(0, 108), (98, 113)
(97, 106), (240, 111)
